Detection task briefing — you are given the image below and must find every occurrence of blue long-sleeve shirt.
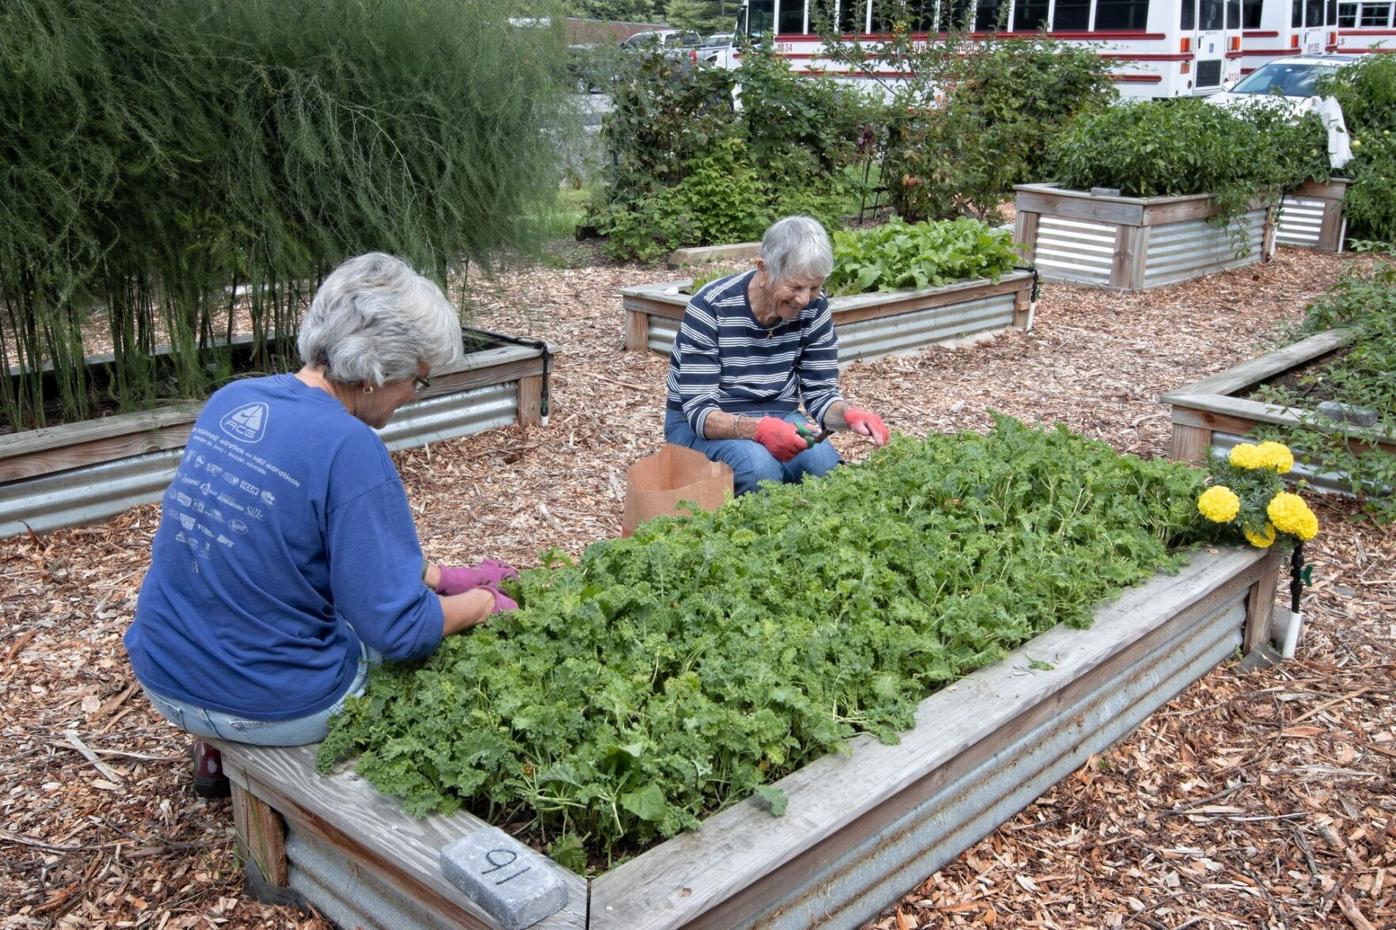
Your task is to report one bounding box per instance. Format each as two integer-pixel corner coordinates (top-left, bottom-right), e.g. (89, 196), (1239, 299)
(125, 374), (444, 721)
(665, 270), (843, 436)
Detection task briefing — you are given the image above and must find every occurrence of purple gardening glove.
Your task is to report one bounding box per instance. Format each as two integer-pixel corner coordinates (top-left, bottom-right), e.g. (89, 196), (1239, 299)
(434, 558), (519, 596)
(478, 583), (517, 614)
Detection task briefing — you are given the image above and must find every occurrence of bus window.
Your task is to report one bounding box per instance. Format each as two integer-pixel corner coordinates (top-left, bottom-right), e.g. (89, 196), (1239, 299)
(778, 0), (806, 32)
(1337, 1), (1356, 23)
(839, 0), (860, 32)
(1361, 1), (1393, 24)
(1199, 0), (1224, 28)
(942, 0), (972, 29)
(976, 0), (1008, 29)
(1226, 0), (1240, 27)
(748, 0), (776, 34)
(1306, 0), (1324, 25)
(1014, 0), (1049, 28)
(1182, 0), (1195, 28)
(1095, 0), (1152, 29)
(915, 0), (940, 30)
(1242, 0), (1263, 26)
(1053, 0), (1091, 29)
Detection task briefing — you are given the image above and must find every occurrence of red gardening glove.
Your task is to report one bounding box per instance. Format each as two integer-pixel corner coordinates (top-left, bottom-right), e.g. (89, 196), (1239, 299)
(435, 559), (519, 596)
(845, 407), (890, 446)
(478, 582), (517, 614)
(753, 416), (808, 462)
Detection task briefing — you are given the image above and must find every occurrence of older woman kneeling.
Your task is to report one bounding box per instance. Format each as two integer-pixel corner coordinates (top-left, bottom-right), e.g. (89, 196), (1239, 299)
(664, 215), (890, 495)
(125, 253), (516, 793)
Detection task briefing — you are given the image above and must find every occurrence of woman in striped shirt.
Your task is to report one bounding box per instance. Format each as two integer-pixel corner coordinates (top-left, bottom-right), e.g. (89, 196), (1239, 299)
(665, 216), (890, 495)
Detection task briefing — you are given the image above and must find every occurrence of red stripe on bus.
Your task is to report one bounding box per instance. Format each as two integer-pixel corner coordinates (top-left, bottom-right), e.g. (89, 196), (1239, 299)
(1098, 52), (1194, 60)
(1339, 28), (1396, 35)
(772, 29), (1166, 42)
(1337, 45), (1396, 51)
(1242, 47), (1303, 55)
(1109, 73), (1165, 82)
(1242, 30), (1280, 36)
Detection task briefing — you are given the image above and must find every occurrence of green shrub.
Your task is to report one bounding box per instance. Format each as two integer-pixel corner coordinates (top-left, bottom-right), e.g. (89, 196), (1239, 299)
(1048, 98), (1330, 227)
(1317, 56), (1396, 247)
(826, 217), (1018, 295)
(816, 19), (1117, 222)
(593, 46), (880, 261)
(0, 0), (571, 430)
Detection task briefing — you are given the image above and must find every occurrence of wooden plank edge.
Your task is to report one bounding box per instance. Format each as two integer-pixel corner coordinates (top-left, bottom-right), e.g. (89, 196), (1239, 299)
(1162, 329), (1355, 399)
(1168, 394), (1396, 449)
(590, 547), (1270, 928)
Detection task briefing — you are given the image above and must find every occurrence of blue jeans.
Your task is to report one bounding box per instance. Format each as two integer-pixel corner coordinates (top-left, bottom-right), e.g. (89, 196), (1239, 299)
(665, 409), (841, 495)
(138, 644), (380, 747)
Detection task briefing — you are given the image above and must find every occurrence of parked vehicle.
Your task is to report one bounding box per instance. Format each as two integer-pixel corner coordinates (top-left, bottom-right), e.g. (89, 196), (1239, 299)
(1208, 54), (1358, 107)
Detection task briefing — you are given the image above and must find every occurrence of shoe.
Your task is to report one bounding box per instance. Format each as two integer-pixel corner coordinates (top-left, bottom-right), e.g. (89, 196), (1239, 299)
(192, 739), (231, 798)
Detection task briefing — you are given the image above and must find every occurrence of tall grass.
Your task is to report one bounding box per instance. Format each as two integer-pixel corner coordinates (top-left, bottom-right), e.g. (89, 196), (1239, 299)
(0, 0), (572, 431)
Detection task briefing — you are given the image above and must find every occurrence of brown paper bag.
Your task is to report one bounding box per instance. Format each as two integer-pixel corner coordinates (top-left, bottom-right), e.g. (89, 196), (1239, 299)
(621, 444), (733, 537)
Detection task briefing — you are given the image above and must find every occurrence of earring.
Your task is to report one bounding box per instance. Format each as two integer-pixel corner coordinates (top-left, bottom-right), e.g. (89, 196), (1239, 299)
(362, 384), (375, 395)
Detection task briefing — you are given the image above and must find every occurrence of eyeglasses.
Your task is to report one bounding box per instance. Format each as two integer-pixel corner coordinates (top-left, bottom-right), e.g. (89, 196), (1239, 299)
(412, 375), (432, 394)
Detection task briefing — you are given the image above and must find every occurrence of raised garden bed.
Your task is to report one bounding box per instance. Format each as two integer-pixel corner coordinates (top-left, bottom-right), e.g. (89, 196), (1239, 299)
(1013, 184), (1276, 290)
(1162, 328), (1395, 495)
(216, 543), (1281, 930)
(619, 270), (1036, 362)
(0, 329), (552, 538)
(1276, 178), (1350, 253)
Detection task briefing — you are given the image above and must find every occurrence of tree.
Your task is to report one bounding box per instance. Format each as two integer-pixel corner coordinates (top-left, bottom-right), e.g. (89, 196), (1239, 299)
(665, 0), (733, 33)
(573, 0), (658, 21)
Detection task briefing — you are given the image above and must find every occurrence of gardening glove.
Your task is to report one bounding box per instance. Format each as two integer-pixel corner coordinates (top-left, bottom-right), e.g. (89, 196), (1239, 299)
(844, 407), (890, 446)
(478, 582), (517, 614)
(753, 416), (808, 462)
(434, 559), (519, 596)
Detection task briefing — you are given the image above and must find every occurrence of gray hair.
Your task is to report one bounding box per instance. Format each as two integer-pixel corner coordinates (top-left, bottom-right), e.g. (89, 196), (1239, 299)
(298, 253), (464, 385)
(760, 216), (834, 283)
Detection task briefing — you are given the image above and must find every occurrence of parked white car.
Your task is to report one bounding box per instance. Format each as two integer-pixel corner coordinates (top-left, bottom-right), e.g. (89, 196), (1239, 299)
(1207, 54), (1359, 109)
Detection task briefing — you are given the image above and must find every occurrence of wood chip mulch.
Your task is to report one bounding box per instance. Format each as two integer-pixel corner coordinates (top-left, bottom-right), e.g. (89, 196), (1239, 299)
(2, 248), (1392, 930)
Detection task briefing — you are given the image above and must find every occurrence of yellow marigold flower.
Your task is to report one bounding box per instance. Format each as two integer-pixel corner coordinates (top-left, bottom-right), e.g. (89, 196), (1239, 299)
(1267, 491), (1318, 540)
(1243, 522), (1277, 549)
(1198, 485), (1240, 523)
(1255, 441), (1294, 474)
(1229, 443), (1264, 469)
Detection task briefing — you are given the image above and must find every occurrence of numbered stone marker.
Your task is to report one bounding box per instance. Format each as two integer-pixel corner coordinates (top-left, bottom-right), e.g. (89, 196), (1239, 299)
(440, 827), (568, 930)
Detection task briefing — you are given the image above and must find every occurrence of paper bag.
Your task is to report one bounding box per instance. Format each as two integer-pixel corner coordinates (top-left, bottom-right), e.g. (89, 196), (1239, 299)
(621, 444), (733, 537)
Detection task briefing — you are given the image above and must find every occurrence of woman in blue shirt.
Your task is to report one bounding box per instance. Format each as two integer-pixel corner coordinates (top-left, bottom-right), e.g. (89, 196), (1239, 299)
(125, 252), (514, 795)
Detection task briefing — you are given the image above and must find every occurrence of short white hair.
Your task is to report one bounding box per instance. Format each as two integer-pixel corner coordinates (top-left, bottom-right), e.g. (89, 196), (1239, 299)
(761, 216), (834, 283)
(298, 253), (464, 385)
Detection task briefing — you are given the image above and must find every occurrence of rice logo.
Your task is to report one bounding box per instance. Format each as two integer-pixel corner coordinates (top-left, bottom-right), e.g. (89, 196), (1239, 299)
(220, 402), (269, 443)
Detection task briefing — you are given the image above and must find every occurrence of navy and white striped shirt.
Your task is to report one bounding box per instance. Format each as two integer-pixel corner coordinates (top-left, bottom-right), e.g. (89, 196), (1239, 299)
(665, 269), (843, 436)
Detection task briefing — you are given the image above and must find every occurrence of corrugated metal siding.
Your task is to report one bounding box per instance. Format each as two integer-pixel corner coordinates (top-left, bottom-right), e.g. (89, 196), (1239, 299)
(1031, 216), (1116, 286)
(1275, 197), (1325, 248)
(837, 293), (1015, 362)
(749, 595), (1247, 930)
(285, 832), (474, 930)
(1142, 209), (1265, 288)
(1, 382), (521, 538)
(643, 296), (1016, 362)
(1210, 430), (1391, 498)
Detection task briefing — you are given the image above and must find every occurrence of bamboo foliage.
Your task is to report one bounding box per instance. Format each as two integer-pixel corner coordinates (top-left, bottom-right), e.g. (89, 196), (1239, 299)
(1, 0), (571, 431)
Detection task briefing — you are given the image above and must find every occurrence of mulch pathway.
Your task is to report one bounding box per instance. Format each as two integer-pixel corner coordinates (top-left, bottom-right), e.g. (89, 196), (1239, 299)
(2, 246), (1392, 930)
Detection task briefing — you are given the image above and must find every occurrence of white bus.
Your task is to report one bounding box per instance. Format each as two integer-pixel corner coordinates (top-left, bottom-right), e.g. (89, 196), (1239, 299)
(1236, 0), (1340, 74)
(735, 0), (1248, 96)
(1335, 0), (1396, 52)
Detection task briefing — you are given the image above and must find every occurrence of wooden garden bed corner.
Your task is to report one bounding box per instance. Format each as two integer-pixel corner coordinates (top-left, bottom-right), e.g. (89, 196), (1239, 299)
(216, 545), (1282, 930)
(1163, 328), (1396, 494)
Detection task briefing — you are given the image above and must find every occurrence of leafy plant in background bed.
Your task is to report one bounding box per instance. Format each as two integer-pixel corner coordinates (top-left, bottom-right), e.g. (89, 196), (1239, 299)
(320, 416), (1229, 867)
(0, 0), (570, 432)
(1251, 265), (1396, 521)
(1316, 55), (1396, 249)
(825, 218), (1018, 295)
(816, 11), (1117, 223)
(591, 46), (881, 262)
(1047, 98), (1331, 233)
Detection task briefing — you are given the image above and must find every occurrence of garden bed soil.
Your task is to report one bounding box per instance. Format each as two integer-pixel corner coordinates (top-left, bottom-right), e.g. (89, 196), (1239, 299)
(2, 248), (1393, 930)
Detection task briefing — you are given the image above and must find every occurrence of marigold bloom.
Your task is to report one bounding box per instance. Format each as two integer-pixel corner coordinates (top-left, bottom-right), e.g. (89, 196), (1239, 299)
(1229, 443), (1264, 469)
(1243, 522), (1277, 549)
(1255, 441), (1294, 474)
(1268, 491), (1319, 540)
(1198, 485), (1240, 523)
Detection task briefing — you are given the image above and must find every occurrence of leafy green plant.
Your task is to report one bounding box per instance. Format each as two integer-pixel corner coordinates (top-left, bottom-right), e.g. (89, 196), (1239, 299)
(815, 17), (1117, 222)
(1047, 98), (1330, 231)
(0, 0), (570, 431)
(1317, 55), (1396, 247)
(320, 416), (1217, 866)
(825, 217), (1018, 295)
(1250, 264), (1396, 521)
